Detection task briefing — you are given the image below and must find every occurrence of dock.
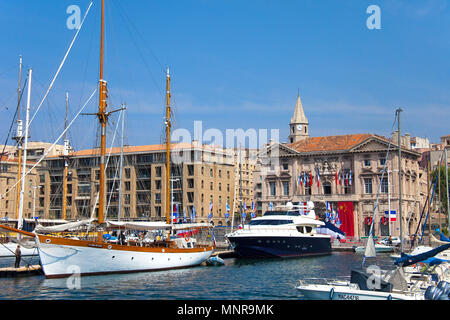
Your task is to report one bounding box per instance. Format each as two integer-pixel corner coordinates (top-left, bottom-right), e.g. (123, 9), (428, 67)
(212, 249), (237, 258)
(331, 244), (356, 252)
(0, 265), (42, 278)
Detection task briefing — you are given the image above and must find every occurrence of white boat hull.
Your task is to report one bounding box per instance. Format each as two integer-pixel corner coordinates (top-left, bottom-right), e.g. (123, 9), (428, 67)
(296, 284), (422, 300)
(354, 244), (394, 253)
(36, 236), (214, 278)
(0, 242), (38, 257)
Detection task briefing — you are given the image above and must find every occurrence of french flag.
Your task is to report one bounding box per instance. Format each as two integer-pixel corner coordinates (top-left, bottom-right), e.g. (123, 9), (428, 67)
(173, 204), (178, 223)
(385, 210), (396, 222)
(316, 167), (320, 187)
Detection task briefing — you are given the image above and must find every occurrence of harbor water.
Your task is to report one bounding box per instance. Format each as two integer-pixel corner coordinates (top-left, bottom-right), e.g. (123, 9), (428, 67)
(0, 251), (395, 300)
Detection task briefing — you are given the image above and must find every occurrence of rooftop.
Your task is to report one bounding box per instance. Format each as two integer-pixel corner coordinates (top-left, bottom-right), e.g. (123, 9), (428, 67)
(288, 133), (374, 153)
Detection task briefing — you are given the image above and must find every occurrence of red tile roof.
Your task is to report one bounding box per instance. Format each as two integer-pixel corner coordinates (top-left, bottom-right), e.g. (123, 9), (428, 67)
(288, 134), (374, 153)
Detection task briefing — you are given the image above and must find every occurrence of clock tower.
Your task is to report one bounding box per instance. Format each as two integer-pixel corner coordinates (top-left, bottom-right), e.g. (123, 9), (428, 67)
(289, 92), (309, 143)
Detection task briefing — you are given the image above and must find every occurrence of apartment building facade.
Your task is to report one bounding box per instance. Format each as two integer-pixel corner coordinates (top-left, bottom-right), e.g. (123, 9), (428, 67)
(37, 142), (242, 226)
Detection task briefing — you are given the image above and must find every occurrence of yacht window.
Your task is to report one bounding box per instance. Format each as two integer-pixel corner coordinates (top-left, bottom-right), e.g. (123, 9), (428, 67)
(249, 219), (293, 226)
(263, 210), (301, 217)
(305, 226), (312, 233)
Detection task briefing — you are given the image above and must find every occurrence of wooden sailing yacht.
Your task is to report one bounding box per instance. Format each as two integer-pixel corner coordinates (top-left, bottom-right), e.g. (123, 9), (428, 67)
(4, 0), (214, 278)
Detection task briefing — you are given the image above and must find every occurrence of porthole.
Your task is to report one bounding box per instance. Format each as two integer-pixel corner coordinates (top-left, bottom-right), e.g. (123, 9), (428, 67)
(45, 239), (51, 244)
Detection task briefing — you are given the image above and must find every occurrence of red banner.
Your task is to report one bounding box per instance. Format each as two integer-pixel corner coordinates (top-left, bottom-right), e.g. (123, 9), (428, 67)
(338, 202), (354, 237)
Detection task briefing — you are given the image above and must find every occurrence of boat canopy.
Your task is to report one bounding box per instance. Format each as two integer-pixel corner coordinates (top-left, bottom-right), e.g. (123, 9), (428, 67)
(394, 243), (450, 267)
(106, 221), (212, 231)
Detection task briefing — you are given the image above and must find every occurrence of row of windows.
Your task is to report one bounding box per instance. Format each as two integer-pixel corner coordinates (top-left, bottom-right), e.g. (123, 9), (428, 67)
(249, 219), (293, 226)
(267, 177), (393, 196)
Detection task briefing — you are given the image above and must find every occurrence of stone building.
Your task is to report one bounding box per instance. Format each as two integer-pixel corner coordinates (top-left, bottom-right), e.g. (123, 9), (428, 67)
(37, 142), (242, 226)
(0, 154), (39, 220)
(258, 94), (425, 240)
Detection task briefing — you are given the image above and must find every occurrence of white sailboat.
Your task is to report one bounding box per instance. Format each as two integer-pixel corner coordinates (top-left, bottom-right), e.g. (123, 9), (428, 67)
(1, 0), (214, 278)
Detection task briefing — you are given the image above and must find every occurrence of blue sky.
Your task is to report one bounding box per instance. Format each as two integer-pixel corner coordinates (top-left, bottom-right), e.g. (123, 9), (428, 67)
(0, 0), (449, 151)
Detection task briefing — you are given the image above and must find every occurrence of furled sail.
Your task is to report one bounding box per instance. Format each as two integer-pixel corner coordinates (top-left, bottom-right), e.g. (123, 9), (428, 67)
(34, 219), (94, 233)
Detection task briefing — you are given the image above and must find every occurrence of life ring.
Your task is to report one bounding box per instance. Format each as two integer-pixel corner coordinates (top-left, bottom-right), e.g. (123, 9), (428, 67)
(184, 234), (190, 242)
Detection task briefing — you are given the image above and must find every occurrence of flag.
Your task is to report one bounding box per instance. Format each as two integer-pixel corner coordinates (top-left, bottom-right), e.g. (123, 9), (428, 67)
(335, 170), (338, 186)
(345, 172), (348, 186)
(338, 171), (342, 185)
(251, 201), (255, 218)
(191, 206), (196, 222)
(208, 202), (213, 221)
(310, 171), (313, 187)
(349, 170), (352, 186)
(338, 202), (354, 237)
(335, 210), (342, 228)
(225, 202), (230, 220)
(183, 208), (187, 223)
(326, 201), (331, 212)
(316, 167), (320, 188)
(385, 210), (396, 222)
(173, 203), (178, 223)
(269, 202), (273, 210)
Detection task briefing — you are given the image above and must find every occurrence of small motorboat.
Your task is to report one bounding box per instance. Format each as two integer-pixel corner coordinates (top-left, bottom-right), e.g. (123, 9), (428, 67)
(205, 256), (225, 266)
(353, 243), (394, 254)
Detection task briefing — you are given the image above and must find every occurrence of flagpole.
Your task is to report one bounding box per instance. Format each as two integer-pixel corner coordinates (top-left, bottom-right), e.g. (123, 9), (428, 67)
(397, 108), (403, 252)
(445, 147), (449, 235)
(388, 169), (391, 237)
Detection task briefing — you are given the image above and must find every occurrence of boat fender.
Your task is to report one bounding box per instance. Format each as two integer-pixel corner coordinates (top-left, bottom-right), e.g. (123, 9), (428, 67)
(329, 288), (335, 300)
(185, 234), (190, 242)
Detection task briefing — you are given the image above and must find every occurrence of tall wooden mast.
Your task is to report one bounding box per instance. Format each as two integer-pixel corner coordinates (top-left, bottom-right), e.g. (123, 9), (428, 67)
(165, 67), (171, 225)
(97, 0), (108, 226)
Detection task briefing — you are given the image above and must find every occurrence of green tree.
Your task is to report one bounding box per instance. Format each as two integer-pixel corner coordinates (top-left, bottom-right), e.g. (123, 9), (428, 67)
(431, 165), (449, 217)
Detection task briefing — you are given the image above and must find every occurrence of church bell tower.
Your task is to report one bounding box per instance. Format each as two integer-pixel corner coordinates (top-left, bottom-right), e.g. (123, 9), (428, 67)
(289, 92), (309, 143)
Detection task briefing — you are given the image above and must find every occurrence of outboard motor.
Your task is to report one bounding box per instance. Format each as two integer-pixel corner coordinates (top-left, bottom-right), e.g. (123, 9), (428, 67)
(437, 281), (450, 297)
(424, 285), (449, 300)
